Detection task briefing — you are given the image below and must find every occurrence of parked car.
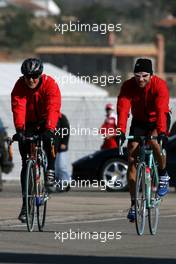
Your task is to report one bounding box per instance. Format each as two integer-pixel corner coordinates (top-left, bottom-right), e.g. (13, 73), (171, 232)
(0, 119), (14, 191)
(72, 135), (176, 192)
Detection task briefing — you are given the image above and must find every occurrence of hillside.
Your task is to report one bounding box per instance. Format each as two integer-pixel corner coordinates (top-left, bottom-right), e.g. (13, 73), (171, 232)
(56, 0), (143, 14)
(0, 1), (176, 71)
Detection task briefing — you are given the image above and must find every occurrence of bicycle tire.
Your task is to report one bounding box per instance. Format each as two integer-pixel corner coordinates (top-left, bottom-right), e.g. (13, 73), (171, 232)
(37, 164), (47, 232)
(26, 159), (35, 232)
(148, 168), (160, 235)
(135, 162), (146, 236)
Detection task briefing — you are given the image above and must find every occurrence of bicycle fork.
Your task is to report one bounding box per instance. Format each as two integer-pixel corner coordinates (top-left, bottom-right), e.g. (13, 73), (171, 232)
(35, 162), (49, 206)
(145, 154), (161, 209)
(145, 166), (151, 208)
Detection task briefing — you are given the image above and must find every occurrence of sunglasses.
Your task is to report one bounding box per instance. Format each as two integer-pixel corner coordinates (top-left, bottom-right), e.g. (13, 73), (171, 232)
(134, 73), (150, 78)
(24, 74), (40, 80)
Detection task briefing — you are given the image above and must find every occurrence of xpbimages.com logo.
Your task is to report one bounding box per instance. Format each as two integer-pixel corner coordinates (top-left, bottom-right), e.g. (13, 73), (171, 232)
(57, 73), (122, 87)
(54, 21), (122, 35)
(55, 126), (122, 139)
(55, 179), (123, 191)
(54, 229), (122, 243)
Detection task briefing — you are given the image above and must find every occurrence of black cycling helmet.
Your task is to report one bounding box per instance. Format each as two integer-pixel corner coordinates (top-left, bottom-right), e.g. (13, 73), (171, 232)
(21, 58), (43, 77)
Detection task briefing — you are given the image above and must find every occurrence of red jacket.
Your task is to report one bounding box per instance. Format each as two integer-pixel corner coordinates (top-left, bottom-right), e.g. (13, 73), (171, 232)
(100, 113), (117, 149)
(11, 74), (61, 131)
(117, 75), (169, 134)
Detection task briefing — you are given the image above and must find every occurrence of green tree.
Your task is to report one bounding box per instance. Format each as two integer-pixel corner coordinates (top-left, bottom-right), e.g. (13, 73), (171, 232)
(77, 3), (121, 24)
(3, 11), (34, 49)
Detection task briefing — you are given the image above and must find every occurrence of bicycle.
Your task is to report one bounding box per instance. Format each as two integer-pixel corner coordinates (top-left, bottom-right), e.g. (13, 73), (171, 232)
(119, 135), (164, 236)
(9, 134), (54, 232)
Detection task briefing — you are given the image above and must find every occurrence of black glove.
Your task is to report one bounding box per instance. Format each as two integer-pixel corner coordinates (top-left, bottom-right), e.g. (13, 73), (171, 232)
(157, 133), (168, 146)
(13, 130), (25, 143)
(42, 129), (55, 140)
(116, 132), (126, 146)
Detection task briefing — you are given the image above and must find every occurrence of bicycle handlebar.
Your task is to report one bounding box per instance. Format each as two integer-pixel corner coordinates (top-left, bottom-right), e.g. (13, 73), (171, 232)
(118, 135), (165, 156)
(7, 134), (56, 160)
(11, 134), (41, 143)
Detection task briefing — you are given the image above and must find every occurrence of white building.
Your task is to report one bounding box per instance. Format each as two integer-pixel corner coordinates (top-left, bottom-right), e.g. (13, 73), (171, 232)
(1, 0), (61, 17)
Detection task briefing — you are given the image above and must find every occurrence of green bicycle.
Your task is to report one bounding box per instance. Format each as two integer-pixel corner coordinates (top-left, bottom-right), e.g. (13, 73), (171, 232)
(119, 135), (164, 235)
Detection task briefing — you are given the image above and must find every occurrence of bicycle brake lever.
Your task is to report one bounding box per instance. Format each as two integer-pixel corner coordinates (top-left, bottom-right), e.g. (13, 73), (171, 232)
(118, 139), (124, 156)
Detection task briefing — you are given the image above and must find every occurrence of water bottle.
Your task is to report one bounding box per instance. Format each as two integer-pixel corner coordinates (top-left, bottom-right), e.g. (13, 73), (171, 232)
(145, 166), (151, 185)
(36, 163), (40, 183)
(151, 169), (157, 192)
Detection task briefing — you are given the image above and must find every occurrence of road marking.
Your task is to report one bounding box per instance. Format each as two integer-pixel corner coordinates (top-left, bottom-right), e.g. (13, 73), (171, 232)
(161, 214), (176, 218)
(0, 217), (126, 228)
(50, 217), (127, 225)
(1, 213), (176, 228)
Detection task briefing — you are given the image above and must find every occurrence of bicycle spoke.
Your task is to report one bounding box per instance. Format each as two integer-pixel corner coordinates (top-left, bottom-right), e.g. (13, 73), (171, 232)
(37, 164), (48, 232)
(26, 160), (35, 232)
(135, 163), (146, 235)
(148, 169), (160, 235)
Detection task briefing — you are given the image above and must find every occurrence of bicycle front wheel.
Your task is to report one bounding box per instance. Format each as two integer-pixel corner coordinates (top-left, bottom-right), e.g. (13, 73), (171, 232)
(135, 162), (146, 236)
(26, 159), (36, 232)
(148, 170), (160, 235)
(36, 165), (48, 232)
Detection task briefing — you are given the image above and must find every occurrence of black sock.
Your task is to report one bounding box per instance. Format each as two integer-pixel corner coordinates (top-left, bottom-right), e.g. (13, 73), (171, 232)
(131, 199), (135, 207)
(158, 168), (166, 176)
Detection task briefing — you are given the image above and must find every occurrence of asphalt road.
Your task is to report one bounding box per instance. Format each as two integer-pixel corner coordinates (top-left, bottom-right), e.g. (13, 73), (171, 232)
(0, 182), (176, 264)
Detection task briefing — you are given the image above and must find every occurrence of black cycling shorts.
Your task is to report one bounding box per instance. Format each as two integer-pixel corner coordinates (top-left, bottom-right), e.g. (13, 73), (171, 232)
(129, 119), (156, 138)
(129, 113), (171, 140)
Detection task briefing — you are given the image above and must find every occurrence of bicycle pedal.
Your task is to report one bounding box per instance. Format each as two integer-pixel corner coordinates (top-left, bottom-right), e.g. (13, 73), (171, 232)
(129, 219), (135, 223)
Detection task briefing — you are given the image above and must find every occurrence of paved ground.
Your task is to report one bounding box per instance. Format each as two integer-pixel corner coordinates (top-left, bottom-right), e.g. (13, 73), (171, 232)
(0, 182), (176, 264)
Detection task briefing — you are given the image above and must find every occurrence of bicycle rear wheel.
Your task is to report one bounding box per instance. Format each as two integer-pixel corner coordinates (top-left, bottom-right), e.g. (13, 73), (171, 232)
(135, 162), (146, 235)
(148, 170), (160, 235)
(26, 160), (36, 232)
(37, 164), (48, 232)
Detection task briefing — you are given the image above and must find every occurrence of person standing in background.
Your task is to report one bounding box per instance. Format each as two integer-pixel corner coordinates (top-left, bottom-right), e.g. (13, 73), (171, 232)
(100, 103), (118, 149)
(55, 113), (71, 192)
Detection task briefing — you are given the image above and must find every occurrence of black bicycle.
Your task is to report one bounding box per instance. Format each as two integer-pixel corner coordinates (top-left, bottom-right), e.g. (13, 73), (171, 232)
(10, 134), (52, 232)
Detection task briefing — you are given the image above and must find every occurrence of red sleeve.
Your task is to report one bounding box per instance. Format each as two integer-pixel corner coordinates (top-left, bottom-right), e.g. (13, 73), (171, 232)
(155, 79), (170, 134)
(11, 79), (27, 130)
(45, 78), (61, 130)
(117, 81), (131, 133)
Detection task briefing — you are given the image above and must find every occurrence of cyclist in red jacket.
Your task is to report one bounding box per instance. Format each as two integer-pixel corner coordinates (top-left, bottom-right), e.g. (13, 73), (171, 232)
(11, 58), (61, 222)
(116, 58), (170, 222)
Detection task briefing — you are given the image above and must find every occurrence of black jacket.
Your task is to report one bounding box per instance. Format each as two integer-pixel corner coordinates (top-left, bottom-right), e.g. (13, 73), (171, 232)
(57, 113), (70, 152)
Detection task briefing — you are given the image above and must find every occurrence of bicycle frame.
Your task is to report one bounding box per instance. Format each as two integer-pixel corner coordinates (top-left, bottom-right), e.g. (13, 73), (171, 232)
(26, 137), (48, 206)
(139, 141), (160, 209)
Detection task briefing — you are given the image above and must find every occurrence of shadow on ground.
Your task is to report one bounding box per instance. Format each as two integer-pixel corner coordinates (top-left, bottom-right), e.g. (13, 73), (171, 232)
(0, 253), (175, 264)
